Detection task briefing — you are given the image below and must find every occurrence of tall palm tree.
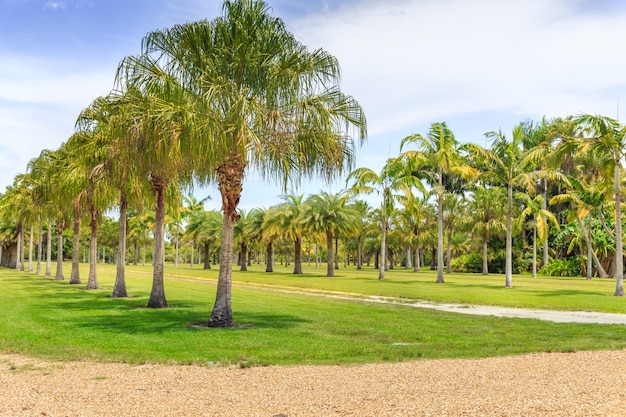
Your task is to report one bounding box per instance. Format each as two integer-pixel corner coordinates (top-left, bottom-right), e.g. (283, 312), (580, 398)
(117, 0), (366, 325)
(466, 124), (562, 288)
(570, 114), (626, 296)
(400, 122), (475, 283)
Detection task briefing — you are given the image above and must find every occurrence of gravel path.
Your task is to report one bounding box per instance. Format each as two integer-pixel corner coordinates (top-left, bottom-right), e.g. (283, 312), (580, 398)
(1, 350), (626, 416)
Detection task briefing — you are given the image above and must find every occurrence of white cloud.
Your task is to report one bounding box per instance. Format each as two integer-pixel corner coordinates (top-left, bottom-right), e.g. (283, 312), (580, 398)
(45, 1), (66, 10)
(290, 0), (626, 138)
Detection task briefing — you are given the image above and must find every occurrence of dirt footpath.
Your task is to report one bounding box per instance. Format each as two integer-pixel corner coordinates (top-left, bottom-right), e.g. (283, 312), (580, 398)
(1, 350), (625, 416)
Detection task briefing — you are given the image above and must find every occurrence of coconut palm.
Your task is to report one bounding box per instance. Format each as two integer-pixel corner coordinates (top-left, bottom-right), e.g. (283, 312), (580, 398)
(400, 122), (475, 283)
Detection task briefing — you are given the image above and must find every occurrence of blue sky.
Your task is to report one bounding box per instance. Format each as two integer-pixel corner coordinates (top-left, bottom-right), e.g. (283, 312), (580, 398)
(2, 0), (626, 211)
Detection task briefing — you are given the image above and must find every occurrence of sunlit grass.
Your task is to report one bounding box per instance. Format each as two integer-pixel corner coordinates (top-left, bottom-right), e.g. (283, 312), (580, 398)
(1, 262), (625, 367)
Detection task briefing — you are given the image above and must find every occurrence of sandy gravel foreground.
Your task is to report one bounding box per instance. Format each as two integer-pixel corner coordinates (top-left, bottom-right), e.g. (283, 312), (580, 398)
(1, 350), (625, 416)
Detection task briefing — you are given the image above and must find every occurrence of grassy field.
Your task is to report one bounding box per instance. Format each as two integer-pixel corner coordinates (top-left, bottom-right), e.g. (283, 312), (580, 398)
(1, 262), (626, 367)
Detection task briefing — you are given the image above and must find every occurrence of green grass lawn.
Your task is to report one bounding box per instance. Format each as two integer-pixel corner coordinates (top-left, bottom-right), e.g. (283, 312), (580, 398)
(1, 262), (626, 367)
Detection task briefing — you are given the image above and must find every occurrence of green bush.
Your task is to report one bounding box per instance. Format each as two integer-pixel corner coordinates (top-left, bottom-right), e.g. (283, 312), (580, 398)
(539, 259), (580, 277)
(450, 253), (483, 273)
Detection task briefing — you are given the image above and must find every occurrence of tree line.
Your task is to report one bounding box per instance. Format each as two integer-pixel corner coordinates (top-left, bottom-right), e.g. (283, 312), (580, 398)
(1, 1), (626, 330)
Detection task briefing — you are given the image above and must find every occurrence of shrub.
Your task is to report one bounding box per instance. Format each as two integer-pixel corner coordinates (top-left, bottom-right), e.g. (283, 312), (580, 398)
(539, 259), (580, 277)
(450, 253), (483, 273)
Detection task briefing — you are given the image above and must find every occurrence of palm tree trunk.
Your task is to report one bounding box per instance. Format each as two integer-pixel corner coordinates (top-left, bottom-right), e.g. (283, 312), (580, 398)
(70, 203), (81, 284)
(505, 184), (513, 288)
(203, 243), (211, 269)
(414, 246), (420, 273)
(446, 229), (452, 274)
(614, 164), (624, 296)
(55, 223), (64, 280)
(265, 241), (273, 272)
(532, 219), (537, 278)
(209, 155), (245, 327)
(86, 209), (98, 290)
(15, 222), (22, 271)
(240, 242), (248, 271)
(436, 189), (445, 284)
(482, 233), (489, 275)
(36, 220), (42, 275)
(46, 222), (52, 277)
(586, 244), (593, 280)
(542, 182), (549, 267)
(147, 179), (168, 308)
(379, 203), (386, 280)
(28, 225), (34, 272)
(112, 193), (128, 298)
(293, 236), (303, 274)
(357, 237), (363, 270)
(576, 216), (608, 278)
(20, 230), (25, 271)
(334, 236), (339, 270)
(209, 212), (234, 327)
(326, 231), (334, 277)
(174, 238), (179, 268)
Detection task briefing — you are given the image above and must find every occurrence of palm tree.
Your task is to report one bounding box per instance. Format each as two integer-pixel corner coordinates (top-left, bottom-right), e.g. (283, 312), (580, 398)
(400, 122), (475, 283)
(466, 186), (507, 275)
(347, 157), (420, 279)
(302, 192), (359, 277)
(550, 175), (610, 279)
(570, 114), (626, 296)
(117, 0), (366, 325)
(234, 210), (253, 271)
(516, 193), (559, 277)
(466, 123), (563, 288)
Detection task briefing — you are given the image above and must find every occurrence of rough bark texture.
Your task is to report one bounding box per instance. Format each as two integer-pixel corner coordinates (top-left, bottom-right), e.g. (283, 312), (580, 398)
(208, 154), (246, 328)
(147, 179), (168, 308)
(209, 213), (235, 327)
(379, 209), (386, 280)
(70, 204), (81, 285)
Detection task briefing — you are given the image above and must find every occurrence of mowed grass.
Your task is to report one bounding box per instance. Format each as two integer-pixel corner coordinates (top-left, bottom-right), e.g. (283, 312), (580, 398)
(1, 262), (626, 367)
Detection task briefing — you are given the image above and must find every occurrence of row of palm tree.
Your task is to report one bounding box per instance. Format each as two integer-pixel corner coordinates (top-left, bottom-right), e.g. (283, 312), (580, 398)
(2, 0), (626, 335)
(2, 110), (625, 294)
